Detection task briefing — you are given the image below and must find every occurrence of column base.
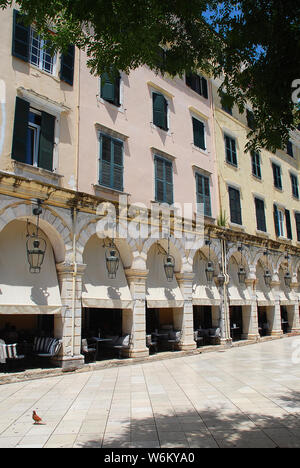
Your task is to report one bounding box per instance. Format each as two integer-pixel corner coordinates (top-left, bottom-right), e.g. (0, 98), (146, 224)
(53, 354), (85, 371)
(178, 342), (197, 352)
(219, 338), (232, 347)
(242, 333), (260, 342)
(268, 330), (284, 338)
(124, 347), (149, 359)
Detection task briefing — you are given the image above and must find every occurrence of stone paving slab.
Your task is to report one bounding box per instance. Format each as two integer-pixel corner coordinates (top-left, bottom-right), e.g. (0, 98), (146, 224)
(1, 336), (300, 448)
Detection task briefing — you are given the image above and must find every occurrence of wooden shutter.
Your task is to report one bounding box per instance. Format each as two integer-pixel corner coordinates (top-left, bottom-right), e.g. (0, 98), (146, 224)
(99, 134), (112, 187)
(60, 45), (75, 86)
(285, 209), (293, 240)
(272, 163), (282, 189)
(112, 139), (123, 191)
(229, 187), (242, 225)
(196, 174), (211, 217)
(201, 77), (208, 99)
(101, 72), (115, 103)
(155, 156), (173, 204)
(255, 198), (266, 232)
(11, 96), (29, 163)
(153, 93), (168, 130)
(273, 204), (280, 237)
(295, 213), (300, 241)
(12, 10), (30, 62)
(193, 118), (205, 150)
(38, 111), (55, 171)
(247, 109), (255, 130)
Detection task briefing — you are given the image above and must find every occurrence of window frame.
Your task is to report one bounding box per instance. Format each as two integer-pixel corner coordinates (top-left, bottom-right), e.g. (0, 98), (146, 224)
(98, 132), (124, 192)
(195, 172), (211, 217)
(290, 173), (299, 199)
(272, 162), (282, 190)
(192, 116), (206, 151)
(228, 186), (242, 225)
(225, 134), (238, 167)
(251, 150), (261, 179)
(154, 154), (174, 205)
(254, 197), (267, 232)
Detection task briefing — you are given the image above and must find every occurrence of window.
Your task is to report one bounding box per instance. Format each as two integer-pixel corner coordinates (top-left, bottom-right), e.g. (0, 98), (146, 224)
(272, 163), (282, 189)
(12, 10), (75, 85)
(225, 135), (237, 167)
(287, 140), (294, 157)
(11, 96), (55, 171)
(246, 109), (255, 130)
(251, 150), (261, 179)
(228, 187), (242, 225)
(100, 70), (121, 107)
(220, 92), (233, 115)
(192, 117), (206, 150)
(295, 213), (300, 241)
(291, 173), (299, 199)
(196, 173), (211, 217)
(154, 156), (173, 204)
(273, 205), (292, 239)
(99, 133), (124, 191)
(186, 73), (208, 99)
(152, 92), (168, 130)
(29, 29), (56, 75)
(254, 198), (266, 232)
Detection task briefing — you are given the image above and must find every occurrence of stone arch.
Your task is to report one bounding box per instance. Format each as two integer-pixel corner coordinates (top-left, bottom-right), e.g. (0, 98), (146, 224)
(0, 201), (70, 263)
(142, 235), (186, 273)
(227, 243), (252, 276)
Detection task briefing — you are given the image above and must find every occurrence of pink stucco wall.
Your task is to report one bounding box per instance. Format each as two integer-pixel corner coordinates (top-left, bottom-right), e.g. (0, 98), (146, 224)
(78, 52), (219, 220)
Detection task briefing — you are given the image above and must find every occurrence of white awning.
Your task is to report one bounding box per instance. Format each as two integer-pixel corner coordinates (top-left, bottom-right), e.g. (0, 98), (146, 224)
(192, 253), (220, 306)
(0, 221), (62, 315)
(228, 261), (252, 306)
(146, 244), (184, 309)
(82, 235), (133, 309)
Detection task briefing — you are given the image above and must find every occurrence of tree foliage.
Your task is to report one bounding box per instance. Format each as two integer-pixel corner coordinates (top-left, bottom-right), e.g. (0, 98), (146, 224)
(1, 0), (299, 151)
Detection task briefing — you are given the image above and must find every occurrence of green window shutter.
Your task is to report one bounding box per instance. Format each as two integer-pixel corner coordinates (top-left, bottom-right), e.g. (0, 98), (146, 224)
(101, 72), (115, 103)
(273, 204), (280, 237)
(247, 109), (255, 130)
(11, 96), (29, 163)
(229, 187), (242, 225)
(99, 134), (123, 190)
(153, 93), (168, 130)
(295, 213), (300, 242)
(112, 139), (123, 191)
(285, 209), (293, 240)
(255, 198), (266, 232)
(154, 156), (173, 204)
(12, 10), (30, 62)
(60, 45), (75, 86)
(38, 111), (55, 171)
(201, 77), (208, 99)
(192, 118), (205, 150)
(196, 174), (211, 217)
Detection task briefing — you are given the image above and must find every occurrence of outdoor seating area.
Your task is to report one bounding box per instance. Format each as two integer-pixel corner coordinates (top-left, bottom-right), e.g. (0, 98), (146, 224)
(194, 327), (221, 347)
(81, 334), (131, 362)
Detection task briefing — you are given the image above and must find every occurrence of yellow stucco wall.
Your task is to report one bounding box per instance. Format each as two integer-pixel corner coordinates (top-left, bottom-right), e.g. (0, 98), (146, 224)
(212, 80), (300, 247)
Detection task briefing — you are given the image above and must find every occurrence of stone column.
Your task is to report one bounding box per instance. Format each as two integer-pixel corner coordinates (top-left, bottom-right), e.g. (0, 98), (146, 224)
(124, 268), (149, 359)
(54, 262), (86, 370)
(287, 281), (300, 333)
(267, 279), (283, 337)
(217, 277), (232, 346)
(175, 273), (197, 351)
(242, 278), (260, 341)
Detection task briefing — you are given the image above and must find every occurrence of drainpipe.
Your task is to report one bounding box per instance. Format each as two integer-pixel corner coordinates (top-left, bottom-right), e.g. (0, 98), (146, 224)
(71, 207), (78, 357)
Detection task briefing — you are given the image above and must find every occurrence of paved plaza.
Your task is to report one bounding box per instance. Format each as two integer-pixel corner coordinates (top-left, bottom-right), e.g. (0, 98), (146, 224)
(1, 337), (300, 448)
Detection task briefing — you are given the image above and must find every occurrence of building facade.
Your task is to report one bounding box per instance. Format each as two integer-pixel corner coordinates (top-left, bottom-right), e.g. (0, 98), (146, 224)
(0, 6), (300, 372)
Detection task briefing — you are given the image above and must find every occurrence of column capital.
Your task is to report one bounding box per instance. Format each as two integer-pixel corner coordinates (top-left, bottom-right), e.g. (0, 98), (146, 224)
(124, 268), (149, 281)
(56, 262), (87, 277)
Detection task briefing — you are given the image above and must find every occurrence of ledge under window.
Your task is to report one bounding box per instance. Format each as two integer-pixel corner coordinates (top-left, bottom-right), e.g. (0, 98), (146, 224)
(13, 161), (63, 185)
(93, 184), (130, 202)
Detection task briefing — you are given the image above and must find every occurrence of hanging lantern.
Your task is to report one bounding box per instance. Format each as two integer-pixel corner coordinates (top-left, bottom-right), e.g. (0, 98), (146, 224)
(26, 200), (46, 274)
(238, 245), (246, 283)
(264, 269), (272, 286)
(284, 271), (292, 288)
(163, 236), (175, 282)
(205, 235), (214, 284)
(238, 266), (246, 284)
(26, 235), (46, 274)
(205, 260), (214, 283)
(105, 240), (120, 279)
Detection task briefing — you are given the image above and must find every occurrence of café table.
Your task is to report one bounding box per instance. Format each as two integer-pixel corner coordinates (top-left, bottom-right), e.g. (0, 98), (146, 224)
(91, 337), (112, 359)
